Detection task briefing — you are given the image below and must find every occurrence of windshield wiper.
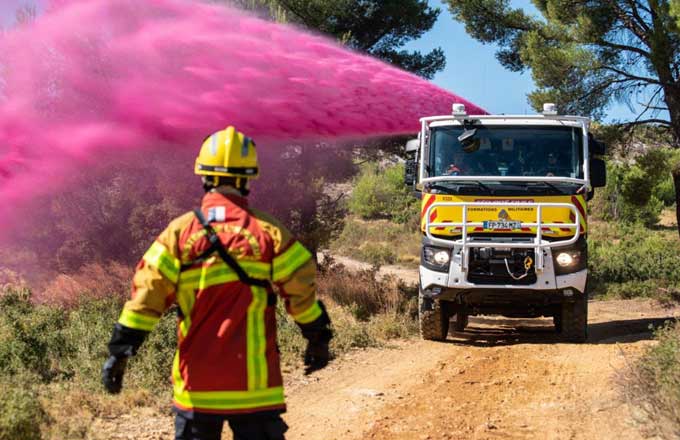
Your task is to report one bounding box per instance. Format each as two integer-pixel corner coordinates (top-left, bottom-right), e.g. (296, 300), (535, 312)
(525, 181), (569, 194)
(462, 180), (493, 193)
(428, 181), (493, 194)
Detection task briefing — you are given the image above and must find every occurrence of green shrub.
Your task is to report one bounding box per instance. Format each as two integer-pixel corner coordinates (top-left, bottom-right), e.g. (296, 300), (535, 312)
(0, 291), (67, 382)
(589, 225), (680, 285)
(56, 298), (122, 389)
(593, 149), (678, 226)
(588, 223), (680, 300)
(628, 321), (680, 437)
(359, 243), (397, 266)
(654, 175), (677, 207)
(600, 280), (680, 303)
(331, 218), (421, 267)
(348, 162), (419, 224)
(0, 375), (48, 440)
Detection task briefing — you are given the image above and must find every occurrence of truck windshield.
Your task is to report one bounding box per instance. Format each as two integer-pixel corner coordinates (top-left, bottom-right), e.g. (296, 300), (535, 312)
(429, 125), (584, 179)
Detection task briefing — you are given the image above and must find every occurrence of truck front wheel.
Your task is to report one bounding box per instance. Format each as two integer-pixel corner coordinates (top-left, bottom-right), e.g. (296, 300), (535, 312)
(560, 295), (588, 343)
(453, 312), (469, 332)
(419, 292), (449, 341)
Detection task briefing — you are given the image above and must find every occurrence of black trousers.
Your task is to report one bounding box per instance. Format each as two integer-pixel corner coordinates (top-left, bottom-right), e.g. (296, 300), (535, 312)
(174, 411), (288, 440)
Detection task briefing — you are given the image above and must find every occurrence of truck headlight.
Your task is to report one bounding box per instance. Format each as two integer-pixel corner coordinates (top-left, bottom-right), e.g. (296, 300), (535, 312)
(422, 246), (451, 272)
(553, 238), (587, 275)
(556, 252), (575, 267)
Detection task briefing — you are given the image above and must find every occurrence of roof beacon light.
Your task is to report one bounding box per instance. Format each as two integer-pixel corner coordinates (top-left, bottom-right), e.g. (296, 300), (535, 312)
(452, 103), (467, 116)
(543, 103), (558, 116)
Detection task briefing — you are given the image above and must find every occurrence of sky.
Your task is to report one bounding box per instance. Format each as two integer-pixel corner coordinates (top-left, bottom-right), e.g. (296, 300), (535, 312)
(406, 0), (641, 121)
(0, 0), (655, 123)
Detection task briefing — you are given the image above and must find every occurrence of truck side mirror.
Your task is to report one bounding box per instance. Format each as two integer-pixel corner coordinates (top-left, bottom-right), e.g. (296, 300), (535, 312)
(588, 134), (607, 155)
(405, 139), (419, 154)
(405, 158), (417, 187)
(590, 158), (606, 188)
(592, 140), (606, 155)
(404, 138), (419, 188)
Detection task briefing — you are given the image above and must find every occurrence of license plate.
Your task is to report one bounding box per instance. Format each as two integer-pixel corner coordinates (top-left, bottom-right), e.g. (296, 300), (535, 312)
(483, 220), (521, 230)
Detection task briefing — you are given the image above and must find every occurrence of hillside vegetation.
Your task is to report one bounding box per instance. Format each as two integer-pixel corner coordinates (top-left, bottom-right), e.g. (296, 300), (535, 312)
(0, 263), (417, 440)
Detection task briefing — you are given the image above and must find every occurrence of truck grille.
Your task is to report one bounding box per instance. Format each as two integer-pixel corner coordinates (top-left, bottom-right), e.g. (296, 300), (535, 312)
(467, 246), (537, 285)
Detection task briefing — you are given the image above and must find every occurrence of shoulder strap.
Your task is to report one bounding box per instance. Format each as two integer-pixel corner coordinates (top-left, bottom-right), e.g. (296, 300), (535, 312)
(186, 208), (270, 288)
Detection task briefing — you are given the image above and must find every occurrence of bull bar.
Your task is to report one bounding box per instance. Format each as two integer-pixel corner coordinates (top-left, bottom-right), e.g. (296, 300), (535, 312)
(424, 201), (582, 272)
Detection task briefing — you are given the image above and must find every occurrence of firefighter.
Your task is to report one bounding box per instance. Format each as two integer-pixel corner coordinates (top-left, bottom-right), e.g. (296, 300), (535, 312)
(101, 126), (333, 440)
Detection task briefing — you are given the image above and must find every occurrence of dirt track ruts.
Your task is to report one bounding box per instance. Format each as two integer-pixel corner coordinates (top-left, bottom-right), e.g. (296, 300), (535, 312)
(284, 299), (678, 440)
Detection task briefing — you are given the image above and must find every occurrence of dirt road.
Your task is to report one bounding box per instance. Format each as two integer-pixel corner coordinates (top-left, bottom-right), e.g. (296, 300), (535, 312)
(284, 299), (678, 440)
(92, 298), (678, 440)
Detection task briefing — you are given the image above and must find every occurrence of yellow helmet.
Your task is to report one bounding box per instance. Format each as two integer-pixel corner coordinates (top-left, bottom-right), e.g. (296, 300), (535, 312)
(195, 126), (259, 179)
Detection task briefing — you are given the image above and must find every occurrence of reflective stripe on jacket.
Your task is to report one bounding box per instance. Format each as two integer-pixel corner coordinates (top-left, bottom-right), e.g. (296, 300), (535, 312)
(118, 190), (321, 415)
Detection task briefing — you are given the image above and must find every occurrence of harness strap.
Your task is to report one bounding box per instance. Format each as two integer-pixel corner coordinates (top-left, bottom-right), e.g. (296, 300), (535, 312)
(183, 208), (271, 289)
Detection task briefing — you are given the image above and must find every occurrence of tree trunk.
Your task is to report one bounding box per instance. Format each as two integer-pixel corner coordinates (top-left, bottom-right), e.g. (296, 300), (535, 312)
(662, 85), (680, 236)
(673, 164), (680, 238)
(663, 86), (680, 145)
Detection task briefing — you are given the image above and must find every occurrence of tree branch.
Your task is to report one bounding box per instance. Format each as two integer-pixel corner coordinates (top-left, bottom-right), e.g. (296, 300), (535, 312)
(276, 0), (320, 27)
(633, 86), (663, 120)
(575, 78), (630, 103)
(620, 118), (671, 128)
(624, 0), (651, 33)
(597, 39), (651, 59)
(599, 66), (665, 85)
(608, 0), (651, 48)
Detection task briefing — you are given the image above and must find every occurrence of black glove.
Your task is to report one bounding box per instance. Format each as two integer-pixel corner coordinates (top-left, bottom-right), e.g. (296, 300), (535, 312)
(102, 323), (149, 394)
(102, 355), (128, 394)
(297, 301), (333, 375)
(303, 338), (330, 375)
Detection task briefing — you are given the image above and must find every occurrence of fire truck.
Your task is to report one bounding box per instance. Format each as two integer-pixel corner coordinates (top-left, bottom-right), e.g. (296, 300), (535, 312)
(404, 103), (606, 342)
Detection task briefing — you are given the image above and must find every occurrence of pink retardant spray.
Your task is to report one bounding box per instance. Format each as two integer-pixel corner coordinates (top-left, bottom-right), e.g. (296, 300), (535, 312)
(0, 0), (485, 238)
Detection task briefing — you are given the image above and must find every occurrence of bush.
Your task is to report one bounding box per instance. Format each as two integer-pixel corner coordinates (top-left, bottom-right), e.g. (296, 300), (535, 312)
(600, 280), (680, 303)
(0, 375), (48, 440)
(589, 224), (680, 286)
(592, 148), (680, 226)
(317, 263), (417, 321)
(348, 162), (419, 224)
(627, 321), (680, 438)
(654, 175), (676, 207)
(588, 223), (680, 300)
(0, 291), (67, 382)
(331, 218), (421, 267)
(359, 243), (397, 266)
(275, 267), (418, 368)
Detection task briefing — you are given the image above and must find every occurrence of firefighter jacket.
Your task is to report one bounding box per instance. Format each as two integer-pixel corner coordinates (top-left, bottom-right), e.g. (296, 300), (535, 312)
(117, 189), (322, 416)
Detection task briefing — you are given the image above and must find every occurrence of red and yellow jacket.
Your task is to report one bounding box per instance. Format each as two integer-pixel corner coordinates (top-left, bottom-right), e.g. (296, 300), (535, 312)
(117, 189), (322, 415)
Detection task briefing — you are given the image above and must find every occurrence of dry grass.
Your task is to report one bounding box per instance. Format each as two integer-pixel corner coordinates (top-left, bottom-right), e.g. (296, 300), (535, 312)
(39, 262), (132, 307)
(330, 217), (421, 267)
(622, 321), (680, 439)
(318, 257), (417, 320)
(0, 261), (419, 439)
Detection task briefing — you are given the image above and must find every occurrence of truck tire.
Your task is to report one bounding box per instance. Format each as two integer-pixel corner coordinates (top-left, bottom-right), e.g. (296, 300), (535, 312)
(561, 295), (588, 342)
(453, 312), (469, 332)
(553, 312), (563, 333)
(419, 293), (449, 341)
